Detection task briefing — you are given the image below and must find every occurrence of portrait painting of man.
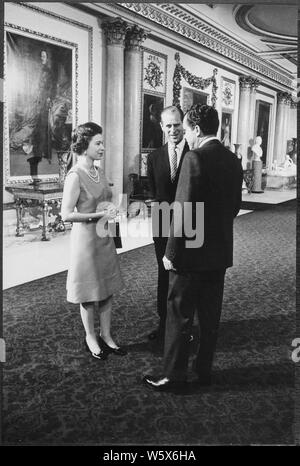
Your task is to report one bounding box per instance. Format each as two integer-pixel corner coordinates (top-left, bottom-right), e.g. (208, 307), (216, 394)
(142, 93), (164, 150)
(6, 31), (73, 179)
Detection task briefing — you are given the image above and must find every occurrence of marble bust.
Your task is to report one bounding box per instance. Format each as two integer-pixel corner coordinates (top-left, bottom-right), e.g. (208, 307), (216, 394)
(252, 136), (263, 161)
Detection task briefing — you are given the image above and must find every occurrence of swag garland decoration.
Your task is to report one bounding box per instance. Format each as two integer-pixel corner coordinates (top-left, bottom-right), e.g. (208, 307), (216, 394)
(172, 52), (218, 108)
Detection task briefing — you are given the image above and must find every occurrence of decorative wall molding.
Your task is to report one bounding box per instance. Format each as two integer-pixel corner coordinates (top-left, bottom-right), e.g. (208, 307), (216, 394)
(17, 2), (94, 120)
(119, 3), (293, 89)
(173, 52), (218, 108)
(142, 48), (167, 94)
(221, 78), (235, 109)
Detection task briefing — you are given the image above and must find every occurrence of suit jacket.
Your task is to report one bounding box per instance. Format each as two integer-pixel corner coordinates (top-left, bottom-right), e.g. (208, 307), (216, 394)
(165, 140), (243, 272)
(147, 141), (190, 203)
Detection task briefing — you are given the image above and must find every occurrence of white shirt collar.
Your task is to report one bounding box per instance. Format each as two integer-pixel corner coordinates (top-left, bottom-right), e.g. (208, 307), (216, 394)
(168, 138), (185, 152)
(198, 136), (219, 149)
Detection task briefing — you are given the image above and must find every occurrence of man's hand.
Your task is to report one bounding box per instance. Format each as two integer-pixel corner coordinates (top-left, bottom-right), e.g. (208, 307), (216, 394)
(163, 255), (176, 271)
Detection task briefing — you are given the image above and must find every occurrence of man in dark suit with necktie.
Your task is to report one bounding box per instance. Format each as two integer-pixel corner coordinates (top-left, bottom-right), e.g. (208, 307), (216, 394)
(144, 104), (243, 390)
(147, 106), (190, 343)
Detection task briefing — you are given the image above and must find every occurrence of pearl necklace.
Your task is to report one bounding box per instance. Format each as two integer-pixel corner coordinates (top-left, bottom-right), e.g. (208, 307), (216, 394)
(86, 166), (100, 183)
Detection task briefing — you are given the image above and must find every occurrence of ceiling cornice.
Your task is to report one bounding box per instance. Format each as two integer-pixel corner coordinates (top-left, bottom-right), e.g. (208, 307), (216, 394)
(114, 2), (294, 89)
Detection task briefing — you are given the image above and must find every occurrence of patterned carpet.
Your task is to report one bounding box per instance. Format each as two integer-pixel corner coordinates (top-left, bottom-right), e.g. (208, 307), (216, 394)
(2, 200), (296, 445)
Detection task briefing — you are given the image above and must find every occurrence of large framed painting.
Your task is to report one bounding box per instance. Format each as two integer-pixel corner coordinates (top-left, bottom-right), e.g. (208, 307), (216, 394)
(254, 100), (271, 165)
(181, 87), (209, 113)
(141, 93), (164, 150)
(4, 25), (78, 185)
(221, 111), (233, 150)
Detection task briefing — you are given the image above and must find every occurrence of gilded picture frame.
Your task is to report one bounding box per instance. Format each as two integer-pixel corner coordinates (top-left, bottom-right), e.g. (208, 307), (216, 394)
(221, 111), (233, 150)
(181, 87), (209, 113)
(4, 24), (78, 185)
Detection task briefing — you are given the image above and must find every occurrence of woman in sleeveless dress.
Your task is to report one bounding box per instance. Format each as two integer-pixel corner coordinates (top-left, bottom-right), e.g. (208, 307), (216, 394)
(61, 122), (126, 360)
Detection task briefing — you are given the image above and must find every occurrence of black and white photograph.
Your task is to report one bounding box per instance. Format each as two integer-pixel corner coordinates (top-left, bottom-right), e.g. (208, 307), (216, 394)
(1, 0), (298, 451)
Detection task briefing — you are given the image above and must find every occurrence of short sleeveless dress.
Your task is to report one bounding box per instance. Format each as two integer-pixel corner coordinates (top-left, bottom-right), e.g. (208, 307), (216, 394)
(66, 165), (123, 304)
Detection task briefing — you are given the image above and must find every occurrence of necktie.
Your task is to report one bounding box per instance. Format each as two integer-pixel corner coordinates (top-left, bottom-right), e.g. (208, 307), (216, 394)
(170, 145), (177, 182)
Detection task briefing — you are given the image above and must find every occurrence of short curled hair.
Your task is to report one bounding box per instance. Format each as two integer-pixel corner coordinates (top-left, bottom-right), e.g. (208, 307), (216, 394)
(71, 122), (103, 154)
(185, 104), (219, 135)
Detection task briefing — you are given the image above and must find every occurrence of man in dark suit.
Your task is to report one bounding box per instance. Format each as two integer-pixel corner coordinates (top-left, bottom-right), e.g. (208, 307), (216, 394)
(144, 104), (243, 390)
(147, 106), (190, 343)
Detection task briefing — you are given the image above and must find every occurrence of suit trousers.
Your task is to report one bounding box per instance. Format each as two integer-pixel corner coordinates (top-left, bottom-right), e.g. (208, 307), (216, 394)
(163, 269), (226, 381)
(153, 236), (169, 333)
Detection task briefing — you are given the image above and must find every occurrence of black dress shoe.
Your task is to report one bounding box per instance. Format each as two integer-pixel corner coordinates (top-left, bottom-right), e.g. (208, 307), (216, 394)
(99, 337), (127, 356)
(84, 339), (107, 360)
(143, 374), (187, 391)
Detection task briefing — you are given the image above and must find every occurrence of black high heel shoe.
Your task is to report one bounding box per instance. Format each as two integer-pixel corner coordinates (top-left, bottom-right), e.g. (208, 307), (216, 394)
(84, 339), (107, 360)
(98, 337), (127, 356)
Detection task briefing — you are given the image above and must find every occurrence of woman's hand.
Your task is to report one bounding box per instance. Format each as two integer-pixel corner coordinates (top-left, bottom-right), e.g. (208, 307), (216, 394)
(104, 205), (118, 220)
(97, 201), (117, 220)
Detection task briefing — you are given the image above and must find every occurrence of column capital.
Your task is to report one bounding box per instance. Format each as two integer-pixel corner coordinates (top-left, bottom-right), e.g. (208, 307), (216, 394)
(277, 91), (292, 105)
(250, 78), (260, 92)
(239, 75), (260, 91)
(125, 25), (148, 51)
(102, 17), (128, 46)
(290, 99), (298, 109)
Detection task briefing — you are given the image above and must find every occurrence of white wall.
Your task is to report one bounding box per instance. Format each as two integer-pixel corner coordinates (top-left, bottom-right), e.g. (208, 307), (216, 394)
(3, 2), (104, 203)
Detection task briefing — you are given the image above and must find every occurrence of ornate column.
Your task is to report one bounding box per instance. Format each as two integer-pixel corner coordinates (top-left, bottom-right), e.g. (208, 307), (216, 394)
(283, 94), (292, 157)
(249, 78), (260, 141)
(273, 92), (290, 166)
(289, 99), (297, 143)
(102, 18), (128, 202)
(124, 25), (147, 195)
(236, 76), (253, 169)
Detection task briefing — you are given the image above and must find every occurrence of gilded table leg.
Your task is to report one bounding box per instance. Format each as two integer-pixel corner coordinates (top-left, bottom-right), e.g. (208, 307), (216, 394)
(15, 198), (24, 237)
(41, 201), (50, 241)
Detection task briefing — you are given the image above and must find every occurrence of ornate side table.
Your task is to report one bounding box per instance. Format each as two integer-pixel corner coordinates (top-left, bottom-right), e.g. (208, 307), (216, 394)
(6, 182), (64, 241)
(243, 169), (254, 194)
